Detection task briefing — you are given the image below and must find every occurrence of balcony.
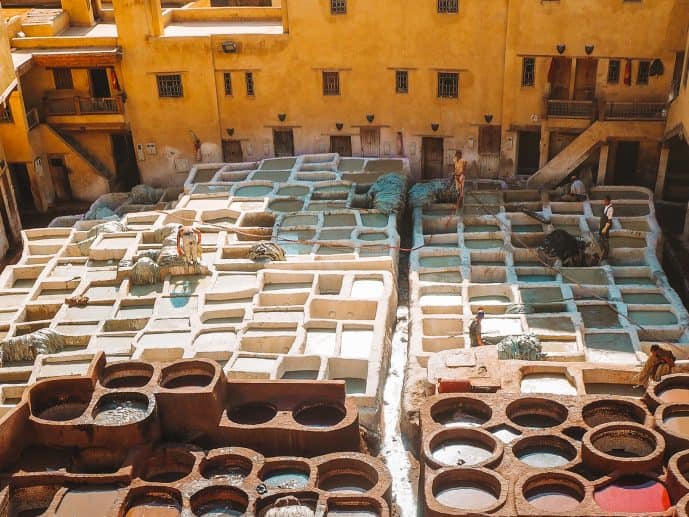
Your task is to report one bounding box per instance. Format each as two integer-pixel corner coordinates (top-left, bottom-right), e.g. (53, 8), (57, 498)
(45, 96), (124, 116)
(604, 102), (666, 121)
(546, 100), (595, 119)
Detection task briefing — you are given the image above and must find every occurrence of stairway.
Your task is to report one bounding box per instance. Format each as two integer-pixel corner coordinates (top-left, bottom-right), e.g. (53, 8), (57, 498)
(527, 120), (665, 189)
(43, 124), (114, 185)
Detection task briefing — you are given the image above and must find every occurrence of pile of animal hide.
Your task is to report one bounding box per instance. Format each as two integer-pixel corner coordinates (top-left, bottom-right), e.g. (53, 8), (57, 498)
(367, 173), (408, 214)
(496, 333), (546, 361)
(0, 329), (66, 367)
(249, 242), (286, 262)
(537, 229), (602, 267)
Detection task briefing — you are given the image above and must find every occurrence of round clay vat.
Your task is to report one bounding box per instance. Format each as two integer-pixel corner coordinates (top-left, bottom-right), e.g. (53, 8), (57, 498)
(506, 398), (568, 429)
(656, 403), (689, 453)
(91, 392), (152, 426)
(667, 450), (689, 503)
(428, 468), (506, 515)
(317, 457), (379, 495)
(292, 401), (346, 428)
(29, 378), (93, 422)
(512, 435), (578, 469)
(430, 397), (492, 428)
(675, 492), (689, 517)
(258, 460), (313, 490)
(593, 475), (672, 514)
(227, 402), (277, 425)
(582, 398), (647, 428)
(326, 497), (385, 517)
(582, 422), (664, 474)
(648, 373), (689, 411)
(159, 360), (217, 389)
(190, 486), (249, 517)
(100, 362), (154, 388)
(519, 471), (586, 513)
(200, 453), (254, 482)
(424, 427), (502, 470)
(70, 447), (125, 474)
(125, 487), (183, 516)
(139, 448), (196, 483)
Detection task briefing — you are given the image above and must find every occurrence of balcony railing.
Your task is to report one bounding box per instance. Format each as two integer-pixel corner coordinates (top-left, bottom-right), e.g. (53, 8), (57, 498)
(45, 96), (124, 116)
(604, 102), (666, 121)
(26, 107), (39, 130)
(546, 99), (595, 119)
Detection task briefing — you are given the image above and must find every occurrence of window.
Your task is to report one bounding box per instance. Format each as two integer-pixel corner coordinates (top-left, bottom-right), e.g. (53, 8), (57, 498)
(323, 71), (340, 95)
(437, 0), (458, 13)
(156, 74), (183, 97)
(245, 72), (255, 96)
(0, 103), (11, 123)
(437, 72), (459, 98)
(607, 60), (620, 84)
(330, 0), (346, 14)
(637, 60), (650, 85)
(223, 73), (232, 95)
(52, 68), (73, 90)
(396, 70), (408, 94)
(521, 58), (535, 86)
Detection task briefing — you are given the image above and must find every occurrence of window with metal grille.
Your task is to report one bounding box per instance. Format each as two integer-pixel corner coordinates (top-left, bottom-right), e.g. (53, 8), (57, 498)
(156, 74), (183, 97)
(437, 72), (459, 98)
(521, 58), (535, 86)
(637, 61), (650, 85)
(437, 0), (458, 13)
(52, 68), (73, 90)
(0, 103), (11, 123)
(245, 72), (255, 96)
(330, 0), (346, 14)
(396, 70), (408, 93)
(323, 71), (340, 95)
(223, 73), (233, 95)
(608, 60), (620, 84)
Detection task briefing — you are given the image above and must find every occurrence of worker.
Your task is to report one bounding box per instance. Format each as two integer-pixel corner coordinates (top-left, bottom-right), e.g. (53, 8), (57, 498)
(176, 225), (202, 265)
(634, 344), (676, 388)
(469, 308), (486, 347)
(452, 150), (467, 210)
(598, 195), (614, 260)
(562, 174), (587, 201)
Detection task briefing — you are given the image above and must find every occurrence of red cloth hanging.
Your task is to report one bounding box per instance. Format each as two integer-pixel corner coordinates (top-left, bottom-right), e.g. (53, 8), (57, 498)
(547, 57), (556, 83)
(624, 59), (632, 86)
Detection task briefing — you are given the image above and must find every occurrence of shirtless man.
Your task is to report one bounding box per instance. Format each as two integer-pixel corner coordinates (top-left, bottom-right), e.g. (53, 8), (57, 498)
(635, 344), (676, 388)
(452, 150), (467, 210)
(176, 226), (202, 265)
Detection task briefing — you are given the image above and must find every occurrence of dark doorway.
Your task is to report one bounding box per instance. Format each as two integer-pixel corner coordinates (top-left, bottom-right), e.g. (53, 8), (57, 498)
(8, 163), (35, 212)
(0, 181), (16, 251)
(330, 136), (352, 157)
(517, 131), (541, 175)
(222, 140), (243, 162)
(48, 156), (72, 201)
(89, 68), (111, 98)
(111, 133), (141, 190)
(550, 57), (572, 100)
(422, 137), (444, 180)
(573, 58), (597, 100)
(672, 52), (685, 98)
(360, 128), (380, 157)
(273, 129), (294, 157)
(613, 141), (641, 185)
(664, 136), (689, 202)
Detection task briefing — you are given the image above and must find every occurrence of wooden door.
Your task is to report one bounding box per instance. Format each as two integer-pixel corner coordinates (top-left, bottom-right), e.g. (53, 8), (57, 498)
(48, 156), (72, 201)
(330, 136), (352, 157)
(273, 129), (294, 157)
(360, 128), (380, 157)
(422, 137), (444, 180)
(517, 131), (541, 175)
(574, 59), (597, 100)
(222, 140), (244, 162)
(550, 57), (572, 100)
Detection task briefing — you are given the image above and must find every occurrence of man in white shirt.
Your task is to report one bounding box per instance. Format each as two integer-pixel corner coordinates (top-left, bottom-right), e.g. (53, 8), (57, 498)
(598, 195), (613, 259)
(561, 174), (587, 201)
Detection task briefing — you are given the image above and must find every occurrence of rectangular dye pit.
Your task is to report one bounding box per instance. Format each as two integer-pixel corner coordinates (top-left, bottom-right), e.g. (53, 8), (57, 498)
(585, 333), (636, 363)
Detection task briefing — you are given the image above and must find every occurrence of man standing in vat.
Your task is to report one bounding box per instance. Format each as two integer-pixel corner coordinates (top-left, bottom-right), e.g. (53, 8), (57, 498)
(561, 174), (587, 202)
(598, 195), (614, 260)
(634, 344), (676, 388)
(469, 308), (486, 347)
(452, 150), (467, 210)
(176, 225), (202, 266)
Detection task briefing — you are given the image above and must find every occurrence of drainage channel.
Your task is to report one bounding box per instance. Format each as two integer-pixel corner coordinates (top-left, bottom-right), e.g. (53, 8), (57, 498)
(381, 253), (416, 516)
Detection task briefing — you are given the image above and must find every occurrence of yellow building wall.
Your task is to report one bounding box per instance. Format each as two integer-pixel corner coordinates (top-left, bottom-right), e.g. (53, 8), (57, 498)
(668, 24), (689, 134)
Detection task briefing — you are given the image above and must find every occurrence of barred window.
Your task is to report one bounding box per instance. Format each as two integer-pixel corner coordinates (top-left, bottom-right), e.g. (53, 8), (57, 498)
(608, 60), (620, 84)
(223, 72), (233, 95)
(437, 0), (458, 13)
(637, 60), (650, 85)
(396, 70), (408, 94)
(53, 68), (73, 90)
(0, 103), (11, 123)
(330, 0), (346, 14)
(437, 72), (459, 98)
(521, 58), (535, 87)
(323, 71), (340, 95)
(245, 72), (255, 96)
(156, 74), (183, 98)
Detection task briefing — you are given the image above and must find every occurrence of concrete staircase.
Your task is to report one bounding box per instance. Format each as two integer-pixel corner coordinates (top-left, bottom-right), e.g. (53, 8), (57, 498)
(46, 125), (114, 183)
(527, 120), (665, 189)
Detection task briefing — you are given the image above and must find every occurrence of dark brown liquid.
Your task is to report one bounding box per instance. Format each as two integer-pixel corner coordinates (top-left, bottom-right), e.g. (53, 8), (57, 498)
(126, 499), (181, 517)
(659, 388), (689, 404)
(56, 487), (119, 516)
(164, 374), (212, 389)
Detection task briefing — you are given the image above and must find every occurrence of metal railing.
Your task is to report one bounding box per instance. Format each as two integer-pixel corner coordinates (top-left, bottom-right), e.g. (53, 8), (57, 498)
(45, 96), (123, 116)
(26, 107), (39, 130)
(604, 101), (666, 121)
(546, 99), (595, 119)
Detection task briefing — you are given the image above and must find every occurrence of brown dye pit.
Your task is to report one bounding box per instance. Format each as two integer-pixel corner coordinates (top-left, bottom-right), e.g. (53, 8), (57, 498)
(55, 486), (119, 516)
(228, 403), (277, 425)
(293, 403), (345, 427)
(201, 457), (251, 484)
(659, 388), (689, 404)
(126, 496), (182, 517)
(93, 395), (149, 425)
(37, 401), (88, 422)
(664, 411), (689, 438)
(162, 374), (213, 389)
